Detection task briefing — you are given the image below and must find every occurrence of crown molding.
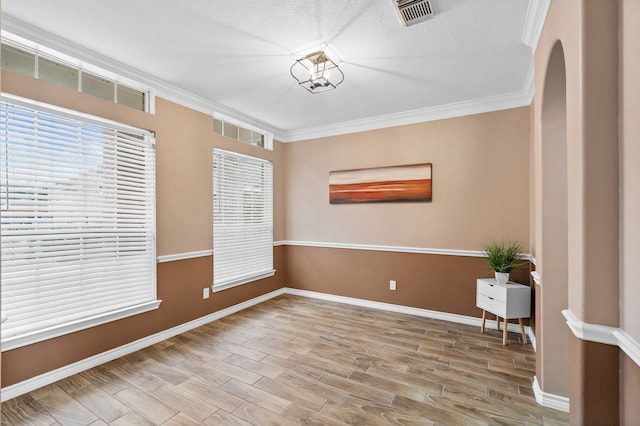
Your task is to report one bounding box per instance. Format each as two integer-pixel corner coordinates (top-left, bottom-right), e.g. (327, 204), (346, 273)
(276, 90), (532, 142)
(521, 0), (551, 49)
(1, 15), (282, 137)
(2, 14), (536, 144)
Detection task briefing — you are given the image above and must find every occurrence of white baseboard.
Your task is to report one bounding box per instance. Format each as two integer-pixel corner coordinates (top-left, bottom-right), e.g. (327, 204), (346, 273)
(0, 288), (287, 402)
(1, 287), (536, 402)
(527, 327), (537, 352)
(532, 376), (570, 412)
(284, 288), (532, 337)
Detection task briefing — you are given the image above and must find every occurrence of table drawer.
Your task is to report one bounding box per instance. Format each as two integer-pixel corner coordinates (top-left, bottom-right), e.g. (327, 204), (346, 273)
(476, 294), (507, 317)
(476, 279), (506, 302)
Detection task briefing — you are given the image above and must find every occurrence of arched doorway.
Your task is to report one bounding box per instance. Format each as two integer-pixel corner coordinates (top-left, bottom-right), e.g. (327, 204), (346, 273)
(537, 41), (569, 398)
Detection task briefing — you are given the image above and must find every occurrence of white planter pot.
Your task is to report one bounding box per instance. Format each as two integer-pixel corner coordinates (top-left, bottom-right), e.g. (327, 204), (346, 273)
(495, 272), (509, 284)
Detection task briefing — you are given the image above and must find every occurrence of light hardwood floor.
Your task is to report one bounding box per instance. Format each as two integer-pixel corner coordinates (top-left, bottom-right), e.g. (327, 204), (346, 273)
(2, 295), (569, 425)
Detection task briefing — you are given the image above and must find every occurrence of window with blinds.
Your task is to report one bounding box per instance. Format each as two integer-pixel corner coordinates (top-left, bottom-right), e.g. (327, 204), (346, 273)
(213, 149), (274, 291)
(0, 95), (159, 350)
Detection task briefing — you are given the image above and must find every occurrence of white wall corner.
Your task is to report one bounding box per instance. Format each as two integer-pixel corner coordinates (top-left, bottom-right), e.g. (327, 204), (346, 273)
(532, 376), (570, 412)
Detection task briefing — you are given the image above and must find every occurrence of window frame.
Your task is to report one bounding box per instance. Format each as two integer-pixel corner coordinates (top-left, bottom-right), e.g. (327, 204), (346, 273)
(1, 34), (154, 114)
(212, 148), (275, 292)
(213, 114), (273, 150)
(0, 94), (160, 351)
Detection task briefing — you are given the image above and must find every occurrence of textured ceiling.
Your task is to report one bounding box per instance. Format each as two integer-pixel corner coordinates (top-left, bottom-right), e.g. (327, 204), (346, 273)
(1, 0), (540, 141)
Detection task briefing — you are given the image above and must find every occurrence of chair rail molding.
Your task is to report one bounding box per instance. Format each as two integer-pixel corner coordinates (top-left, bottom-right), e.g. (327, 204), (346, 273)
(277, 240), (486, 258)
(562, 309), (640, 367)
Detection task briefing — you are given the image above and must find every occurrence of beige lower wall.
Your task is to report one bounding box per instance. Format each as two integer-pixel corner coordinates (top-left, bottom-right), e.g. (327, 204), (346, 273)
(286, 245), (531, 320)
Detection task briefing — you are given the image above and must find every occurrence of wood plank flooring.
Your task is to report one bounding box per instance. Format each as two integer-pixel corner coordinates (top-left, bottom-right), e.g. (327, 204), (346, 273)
(2, 295), (569, 425)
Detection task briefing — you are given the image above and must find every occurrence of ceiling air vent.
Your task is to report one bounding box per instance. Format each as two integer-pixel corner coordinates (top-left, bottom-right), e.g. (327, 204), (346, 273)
(394, 0), (435, 26)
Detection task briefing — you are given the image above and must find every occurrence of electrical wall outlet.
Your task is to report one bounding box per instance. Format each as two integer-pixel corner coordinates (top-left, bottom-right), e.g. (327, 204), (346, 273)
(203, 287), (210, 299)
(390, 280), (397, 291)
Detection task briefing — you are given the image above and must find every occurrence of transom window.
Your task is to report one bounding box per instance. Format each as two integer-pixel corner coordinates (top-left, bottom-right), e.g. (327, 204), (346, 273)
(214, 115), (272, 150)
(0, 39), (152, 113)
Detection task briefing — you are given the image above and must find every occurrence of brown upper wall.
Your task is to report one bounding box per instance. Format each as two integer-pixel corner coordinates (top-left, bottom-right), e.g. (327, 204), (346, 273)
(283, 107), (530, 251)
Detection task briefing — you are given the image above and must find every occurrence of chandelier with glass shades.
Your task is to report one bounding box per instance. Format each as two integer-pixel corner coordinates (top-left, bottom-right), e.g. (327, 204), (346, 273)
(290, 51), (344, 94)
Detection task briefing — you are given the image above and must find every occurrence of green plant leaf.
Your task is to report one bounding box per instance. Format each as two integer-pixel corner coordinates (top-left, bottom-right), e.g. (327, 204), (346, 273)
(482, 239), (525, 273)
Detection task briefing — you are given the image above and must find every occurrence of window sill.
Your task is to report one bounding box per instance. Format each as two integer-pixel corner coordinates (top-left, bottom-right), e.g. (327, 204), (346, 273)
(1, 300), (162, 352)
(213, 269), (276, 293)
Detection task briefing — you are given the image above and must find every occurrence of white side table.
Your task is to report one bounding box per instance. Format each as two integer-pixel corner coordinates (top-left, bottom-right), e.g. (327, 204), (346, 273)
(476, 278), (531, 345)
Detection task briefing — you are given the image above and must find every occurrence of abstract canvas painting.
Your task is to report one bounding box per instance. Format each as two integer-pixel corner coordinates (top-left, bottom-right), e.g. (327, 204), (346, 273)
(329, 163), (432, 204)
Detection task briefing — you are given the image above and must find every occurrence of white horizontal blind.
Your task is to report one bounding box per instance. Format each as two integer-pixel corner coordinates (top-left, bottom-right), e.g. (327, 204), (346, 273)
(213, 149), (273, 290)
(0, 98), (157, 348)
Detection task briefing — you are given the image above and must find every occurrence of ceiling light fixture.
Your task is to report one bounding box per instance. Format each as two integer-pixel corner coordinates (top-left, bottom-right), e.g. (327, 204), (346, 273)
(290, 51), (344, 94)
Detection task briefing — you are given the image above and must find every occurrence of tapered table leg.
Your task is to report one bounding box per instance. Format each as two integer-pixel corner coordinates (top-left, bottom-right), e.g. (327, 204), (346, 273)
(502, 319), (508, 345)
(481, 310), (486, 333)
(519, 318), (527, 344)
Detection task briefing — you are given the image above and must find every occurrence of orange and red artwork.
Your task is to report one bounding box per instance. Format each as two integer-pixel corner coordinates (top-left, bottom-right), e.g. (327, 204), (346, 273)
(329, 163), (432, 204)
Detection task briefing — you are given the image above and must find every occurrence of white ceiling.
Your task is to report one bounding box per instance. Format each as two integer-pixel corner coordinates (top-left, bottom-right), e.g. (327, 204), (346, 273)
(1, 0), (545, 141)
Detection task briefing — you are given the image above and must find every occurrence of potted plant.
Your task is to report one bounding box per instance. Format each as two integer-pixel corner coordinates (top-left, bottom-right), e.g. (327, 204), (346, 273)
(482, 239), (525, 284)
